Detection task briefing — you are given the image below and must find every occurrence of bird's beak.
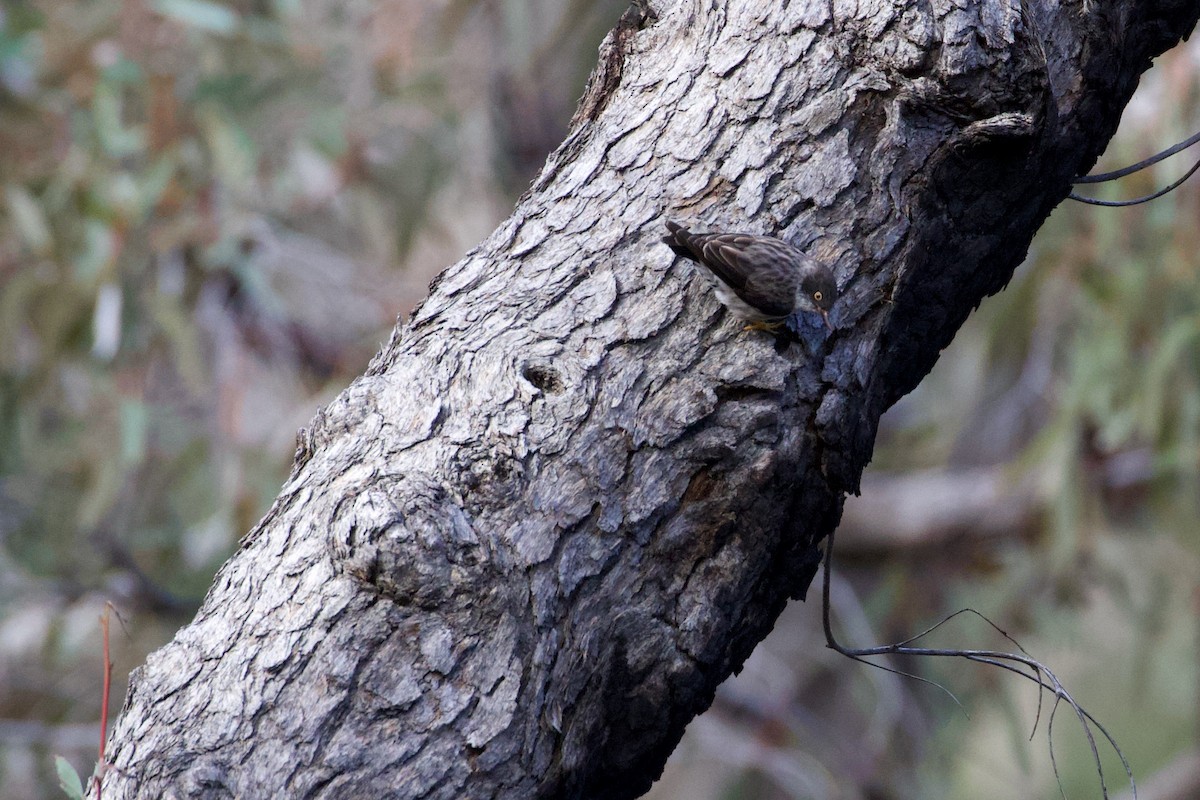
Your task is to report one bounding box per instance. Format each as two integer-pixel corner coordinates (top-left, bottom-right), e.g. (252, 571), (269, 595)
(821, 310), (833, 332)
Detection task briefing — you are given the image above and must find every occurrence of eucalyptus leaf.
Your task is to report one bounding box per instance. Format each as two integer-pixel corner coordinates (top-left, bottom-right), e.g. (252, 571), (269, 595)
(5, 184), (52, 255)
(153, 0), (240, 36)
(120, 396), (148, 467)
(54, 756), (86, 800)
(74, 219), (116, 282)
(93, 81), (145, 158)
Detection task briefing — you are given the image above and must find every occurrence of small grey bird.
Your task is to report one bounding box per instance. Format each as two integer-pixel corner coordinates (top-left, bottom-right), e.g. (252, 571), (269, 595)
(662, 220), (837, 332)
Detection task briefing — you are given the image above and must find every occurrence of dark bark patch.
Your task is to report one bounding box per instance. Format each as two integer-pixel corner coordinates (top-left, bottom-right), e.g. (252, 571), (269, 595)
(521, 363), (566, 394)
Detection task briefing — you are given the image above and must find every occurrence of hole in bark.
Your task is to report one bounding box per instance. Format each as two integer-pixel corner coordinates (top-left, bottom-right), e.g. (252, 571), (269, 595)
(522, 363), (564, 394)
(714, 384), (777, 402)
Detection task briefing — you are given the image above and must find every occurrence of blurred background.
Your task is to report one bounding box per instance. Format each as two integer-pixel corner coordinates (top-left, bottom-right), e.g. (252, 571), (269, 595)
(0, 2), (1195, 798)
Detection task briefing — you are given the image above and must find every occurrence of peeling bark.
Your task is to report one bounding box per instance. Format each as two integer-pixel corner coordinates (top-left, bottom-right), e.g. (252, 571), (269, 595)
(101, 2), (1198, 799)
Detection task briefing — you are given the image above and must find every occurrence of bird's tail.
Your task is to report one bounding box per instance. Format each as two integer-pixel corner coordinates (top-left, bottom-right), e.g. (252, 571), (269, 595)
(662, 219), (702, 262)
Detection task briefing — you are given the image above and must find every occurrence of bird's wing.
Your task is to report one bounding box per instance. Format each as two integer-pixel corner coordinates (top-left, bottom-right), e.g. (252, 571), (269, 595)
(702, 235), (795, 318)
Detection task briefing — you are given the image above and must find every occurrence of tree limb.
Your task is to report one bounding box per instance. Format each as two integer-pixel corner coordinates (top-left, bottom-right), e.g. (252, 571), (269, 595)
(100, 2), (1199, 798)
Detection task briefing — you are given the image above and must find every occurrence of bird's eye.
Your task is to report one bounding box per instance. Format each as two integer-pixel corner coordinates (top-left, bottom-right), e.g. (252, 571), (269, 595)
(813, 291), (823, 302)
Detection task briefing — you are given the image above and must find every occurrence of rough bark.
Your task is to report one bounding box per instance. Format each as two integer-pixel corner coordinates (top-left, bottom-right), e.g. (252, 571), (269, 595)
(101, 1), (1198, 798)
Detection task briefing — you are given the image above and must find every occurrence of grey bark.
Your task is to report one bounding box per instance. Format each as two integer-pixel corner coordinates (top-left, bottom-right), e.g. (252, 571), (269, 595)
(100, 1), (1199, 799)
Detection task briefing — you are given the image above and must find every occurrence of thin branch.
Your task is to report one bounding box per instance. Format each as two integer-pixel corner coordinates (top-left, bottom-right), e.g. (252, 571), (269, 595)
(95, 603), (113, 800)
(1068, 128), (1200, 205)
(820, 526), (1137, 799)
(1074, 129), (1200, 183)
(1069, 155), (1200, 206)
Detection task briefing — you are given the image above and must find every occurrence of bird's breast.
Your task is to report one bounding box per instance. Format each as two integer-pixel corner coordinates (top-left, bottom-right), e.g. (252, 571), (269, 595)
(712, 283), (778, 322)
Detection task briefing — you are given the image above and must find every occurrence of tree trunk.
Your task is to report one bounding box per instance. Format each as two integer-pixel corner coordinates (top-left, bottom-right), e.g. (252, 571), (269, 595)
(100, 2), (1199, 798)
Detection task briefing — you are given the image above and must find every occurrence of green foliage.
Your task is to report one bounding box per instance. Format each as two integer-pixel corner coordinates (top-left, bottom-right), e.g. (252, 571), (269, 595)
(0, 0), (458, 594)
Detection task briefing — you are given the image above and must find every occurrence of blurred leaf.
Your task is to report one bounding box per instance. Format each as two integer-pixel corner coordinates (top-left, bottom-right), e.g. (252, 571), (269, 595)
(93, 81), (145, 158)
(305, 107), (348, 159)
(91, 282), (122, 361)
(1170, 389), (1200, 479)
(192, 73), (255, 108)
(74, 218), (116, 282)
(119, 396), (148, 467)
(108, 171), (141, 219)
(138, 154), (177, 217)
(0, 273), (40, 364)
(0, 42), (38, 97)
(199, 108), (257, 186)
(153, 0), (240, 36)
(242, 16), (288, 47)
(5, 183), (52, 255)
(76, 447), (124, 530)
(270, 0), (302, 18)
(54, 755), (86, 800)
(29, 282), (91, 354)
(100, 56), (145, 86)
(0, 5), (45, 38)
(149, 298), (209, 393)
(0, 374), (20, 472)
(1141, 318), (1200, 440)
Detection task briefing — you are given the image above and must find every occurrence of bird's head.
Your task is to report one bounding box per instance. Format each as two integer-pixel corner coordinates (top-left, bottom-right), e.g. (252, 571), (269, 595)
(794, 268), (838, 330)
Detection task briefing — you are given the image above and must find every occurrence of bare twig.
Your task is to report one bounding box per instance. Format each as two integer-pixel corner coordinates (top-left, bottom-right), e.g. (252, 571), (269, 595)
(95, 603), (114, 800)
(1069, 155), (1200, 206)
(821, 526), (1137, 799)
(1074, 130), (1200, 183)
(1070, 128), (1200, 205)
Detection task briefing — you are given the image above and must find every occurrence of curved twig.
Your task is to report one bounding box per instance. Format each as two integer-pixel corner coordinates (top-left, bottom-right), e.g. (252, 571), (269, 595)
(1074, 129), (1200, 183)
(821, 526), (1137, 799)
(1069, 128), (1200, 205)
(1069, 155), (1200, 206)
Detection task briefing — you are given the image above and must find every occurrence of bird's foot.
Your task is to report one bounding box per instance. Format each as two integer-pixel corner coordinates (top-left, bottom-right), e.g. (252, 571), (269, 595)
(742, 320), (784, 333)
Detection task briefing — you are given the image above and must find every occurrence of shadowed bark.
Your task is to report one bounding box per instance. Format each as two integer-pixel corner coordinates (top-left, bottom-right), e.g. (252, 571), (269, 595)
(101, 1), (1198, 798)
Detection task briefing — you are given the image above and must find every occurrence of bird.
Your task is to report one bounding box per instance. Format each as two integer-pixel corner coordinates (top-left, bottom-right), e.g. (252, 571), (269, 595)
(662, 220), (837, 333)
